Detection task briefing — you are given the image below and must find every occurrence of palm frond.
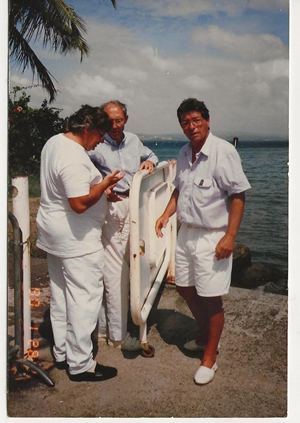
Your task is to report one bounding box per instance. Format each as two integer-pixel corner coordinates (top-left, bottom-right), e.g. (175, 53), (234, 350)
(9, 0), (117, 101)
(9, 25), (58, 102)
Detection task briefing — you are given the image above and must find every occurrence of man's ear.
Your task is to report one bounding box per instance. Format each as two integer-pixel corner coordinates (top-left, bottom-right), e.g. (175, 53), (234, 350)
(124, 114), (129, 124)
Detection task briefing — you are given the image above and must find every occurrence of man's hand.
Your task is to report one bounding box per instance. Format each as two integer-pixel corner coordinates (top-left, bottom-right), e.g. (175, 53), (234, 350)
(106, 187), (123, 202)
(215, 234), (235, 260)
(103, 169), (125, 188)
(215, 192), (245, 260)
(155, 215), (169, 238)
(68, 170), (125, 214)
(139, 160), (154, 174)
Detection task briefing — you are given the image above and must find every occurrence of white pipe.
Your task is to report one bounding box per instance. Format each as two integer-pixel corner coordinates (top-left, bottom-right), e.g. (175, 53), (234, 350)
(11, 176), (31, 356)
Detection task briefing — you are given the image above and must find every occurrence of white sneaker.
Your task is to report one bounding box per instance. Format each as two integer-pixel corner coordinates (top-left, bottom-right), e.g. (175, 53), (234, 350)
(184, 339), (221, 352)
(121, 333), (142, 351)
(194, 362), (218, 385)
(107, 333), (142, 351)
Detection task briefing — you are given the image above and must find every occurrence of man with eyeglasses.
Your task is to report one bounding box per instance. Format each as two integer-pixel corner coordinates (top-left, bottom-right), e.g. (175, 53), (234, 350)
(156, 98), (251, 385)
(89, 100), (159, 351)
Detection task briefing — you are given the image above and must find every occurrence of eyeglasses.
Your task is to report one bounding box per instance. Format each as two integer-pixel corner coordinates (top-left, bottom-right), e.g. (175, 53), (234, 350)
(180, 118), (204, 128)
(110, 119), (125, 126)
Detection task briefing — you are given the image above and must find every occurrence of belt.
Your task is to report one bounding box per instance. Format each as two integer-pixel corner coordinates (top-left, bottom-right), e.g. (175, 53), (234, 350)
(113, 189), (130, 197)
(186, 223), (217, 231)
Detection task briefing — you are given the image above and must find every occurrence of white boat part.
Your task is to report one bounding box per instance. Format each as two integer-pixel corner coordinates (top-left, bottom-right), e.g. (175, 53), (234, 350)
(129, 161), (176, 356)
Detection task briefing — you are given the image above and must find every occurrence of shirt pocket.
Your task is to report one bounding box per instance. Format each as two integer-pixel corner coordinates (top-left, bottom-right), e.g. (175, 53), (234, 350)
(194, 176), (213, 188)
(193, 176), (214, 204)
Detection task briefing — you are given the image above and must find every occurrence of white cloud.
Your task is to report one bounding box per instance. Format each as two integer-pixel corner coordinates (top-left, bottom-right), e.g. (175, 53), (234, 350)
(110, 67), (148, 83)
(183, 75), (215, 91)
(253, 59), (289, 80)
(139, 46), (183, 72)
(192, 26), (288, 61)
(63, 71), (130, 102)
(9, 74), (31, 87)
(251, 80), (271, 97)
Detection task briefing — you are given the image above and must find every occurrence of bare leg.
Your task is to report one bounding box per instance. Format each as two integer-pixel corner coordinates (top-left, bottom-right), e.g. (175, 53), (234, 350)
(201, 309), (224, 368)
(177, 286), (224, 368)
(176, 286), (209, 345)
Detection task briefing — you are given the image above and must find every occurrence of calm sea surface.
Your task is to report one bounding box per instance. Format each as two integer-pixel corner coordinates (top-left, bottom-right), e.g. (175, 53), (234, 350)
(144, 139), (288, 276)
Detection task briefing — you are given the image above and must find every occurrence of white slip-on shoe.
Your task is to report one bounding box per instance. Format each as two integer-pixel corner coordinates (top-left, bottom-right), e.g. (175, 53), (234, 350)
(184, 340), (221, 352)
(194, 362), (218, 385)
(121, 333), (142, 351)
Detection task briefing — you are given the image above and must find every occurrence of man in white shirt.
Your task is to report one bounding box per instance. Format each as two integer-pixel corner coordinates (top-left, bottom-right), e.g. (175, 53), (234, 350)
(156, 98), (251, 385)
(89, 101), (159, 350)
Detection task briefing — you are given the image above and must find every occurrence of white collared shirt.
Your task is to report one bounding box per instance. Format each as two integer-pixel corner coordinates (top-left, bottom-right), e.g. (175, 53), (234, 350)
(88, 132), (159, 193)
(173, 132), (251, 229)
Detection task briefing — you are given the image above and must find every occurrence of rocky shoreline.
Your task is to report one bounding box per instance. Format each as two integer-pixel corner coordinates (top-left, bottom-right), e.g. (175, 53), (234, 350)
(232, 243), (287, 296)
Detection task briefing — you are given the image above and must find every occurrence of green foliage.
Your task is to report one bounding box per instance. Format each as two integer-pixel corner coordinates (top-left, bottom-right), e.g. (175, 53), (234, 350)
(8, 86), (65, 177)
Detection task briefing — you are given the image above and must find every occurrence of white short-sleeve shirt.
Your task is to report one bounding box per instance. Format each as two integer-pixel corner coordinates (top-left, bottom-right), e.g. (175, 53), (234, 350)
(36, 134), (107, 258)
(173, 132), (251, 229)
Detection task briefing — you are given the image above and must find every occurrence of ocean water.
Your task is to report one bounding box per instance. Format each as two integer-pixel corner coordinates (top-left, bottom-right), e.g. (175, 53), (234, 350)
(144, 139), (288, 277)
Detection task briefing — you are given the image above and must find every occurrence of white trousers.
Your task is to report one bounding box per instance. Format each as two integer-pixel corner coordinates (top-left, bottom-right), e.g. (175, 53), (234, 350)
(99, 196), (130, 341)
(47, 248), (104, 375)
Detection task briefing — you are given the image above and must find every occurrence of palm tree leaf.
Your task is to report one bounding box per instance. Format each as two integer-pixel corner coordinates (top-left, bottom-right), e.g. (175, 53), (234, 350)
(9, 0), (118, 101)
(9, 25), (58, 102)
(10, 0), (90, 60)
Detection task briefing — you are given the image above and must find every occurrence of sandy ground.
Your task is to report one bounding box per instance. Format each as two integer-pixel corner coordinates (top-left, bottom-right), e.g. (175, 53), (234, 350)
(6, 198), (288, 418)
(6, 256), (288, 419)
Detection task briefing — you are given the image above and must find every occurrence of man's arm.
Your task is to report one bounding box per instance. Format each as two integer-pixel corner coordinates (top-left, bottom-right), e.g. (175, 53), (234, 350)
(68, 170), (124, 214)
(215, 192), (245, 260)
(155, 188), (179, 237)
(139, 141), (159, 174)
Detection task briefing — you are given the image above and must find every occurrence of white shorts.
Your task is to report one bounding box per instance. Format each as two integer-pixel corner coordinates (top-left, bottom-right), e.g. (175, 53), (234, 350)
(175, 224), (232, 297)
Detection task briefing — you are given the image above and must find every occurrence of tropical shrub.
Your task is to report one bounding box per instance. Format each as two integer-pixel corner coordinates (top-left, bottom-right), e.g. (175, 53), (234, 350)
(8, 86), (65, 177)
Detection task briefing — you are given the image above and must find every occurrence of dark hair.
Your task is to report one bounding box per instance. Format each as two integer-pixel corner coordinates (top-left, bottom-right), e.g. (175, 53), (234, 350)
(100, 100), (128, 118)
(177, 98), (210, 122)
(67, 104), (112, 133)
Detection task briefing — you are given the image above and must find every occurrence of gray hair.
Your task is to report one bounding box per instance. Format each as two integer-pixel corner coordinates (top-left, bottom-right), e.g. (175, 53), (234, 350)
(100, 100), (128, 118)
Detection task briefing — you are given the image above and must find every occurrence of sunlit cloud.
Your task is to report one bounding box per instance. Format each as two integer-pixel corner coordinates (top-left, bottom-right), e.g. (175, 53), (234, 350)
(8, 0), (289, 137)
(192, 26), (288, 61)
(183, 75), (215, 91)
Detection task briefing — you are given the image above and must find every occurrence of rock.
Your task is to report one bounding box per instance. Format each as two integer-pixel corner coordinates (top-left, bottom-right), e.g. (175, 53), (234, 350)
(243, 263), (281, 287)
(231, 243), (252, 284)
(263, 279), (288, 296)
(232, 262), (285, 291)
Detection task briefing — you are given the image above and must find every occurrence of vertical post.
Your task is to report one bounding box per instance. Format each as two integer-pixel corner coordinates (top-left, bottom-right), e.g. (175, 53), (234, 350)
(8, 212), (24, 356)
(233, 137), (239, 148)
(11, 176), (31, 357)
(166, 161), (176, 283)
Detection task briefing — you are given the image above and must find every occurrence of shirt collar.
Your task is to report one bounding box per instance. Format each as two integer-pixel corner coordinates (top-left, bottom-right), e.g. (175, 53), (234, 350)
(185, 131), (213, 158)
(183, 132), (213, 159)
(105, 132), (126, 146)
(199, 132), (212, 157)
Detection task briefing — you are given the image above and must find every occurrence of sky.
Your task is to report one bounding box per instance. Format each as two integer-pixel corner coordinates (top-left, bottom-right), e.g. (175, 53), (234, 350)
(8, 0), (290, 139)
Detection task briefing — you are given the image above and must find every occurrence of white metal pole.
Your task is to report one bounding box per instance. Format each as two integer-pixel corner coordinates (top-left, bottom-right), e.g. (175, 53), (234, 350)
(11, 176), (31, 356)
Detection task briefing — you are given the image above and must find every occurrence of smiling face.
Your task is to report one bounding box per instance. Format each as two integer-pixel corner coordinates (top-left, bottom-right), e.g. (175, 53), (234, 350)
(103, 103), (128, 144)
(179, 111), (210, 152)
